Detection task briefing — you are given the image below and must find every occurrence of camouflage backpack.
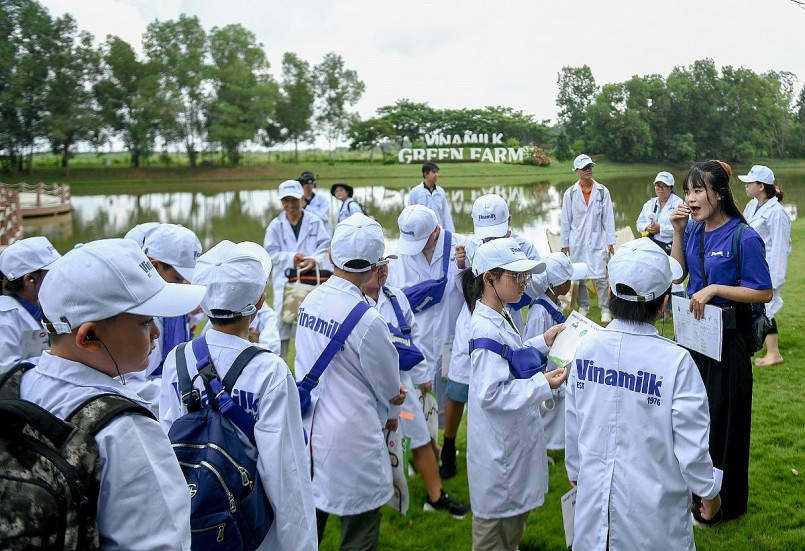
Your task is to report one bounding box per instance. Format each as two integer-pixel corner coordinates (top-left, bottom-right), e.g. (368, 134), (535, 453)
(0, 363), (154, 550)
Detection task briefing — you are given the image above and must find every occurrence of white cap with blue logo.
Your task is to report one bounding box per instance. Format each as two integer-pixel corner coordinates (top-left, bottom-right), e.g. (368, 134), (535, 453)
(397, 205), (438, 256)
(608, 238), (683, 302)
(471, 237), (546, 277)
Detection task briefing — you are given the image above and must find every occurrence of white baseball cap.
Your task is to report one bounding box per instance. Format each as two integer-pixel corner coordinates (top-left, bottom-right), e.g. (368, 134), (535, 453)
(737, 165), (775, 185)
(193, 240), (272, 318)
(573, 154), (594, 171)
(278, 179), (304, 199)
(472, 194), (510, 239)
(397, 205), (438, 256)
(143, 224), (202, 283)
(654, 171), (675, 187)
(471, 237), (546, 276)
(543, 252), (588, 287)
(608, 238), (683, 302)
(332, 213), (387, 272)
(124, 222), (161, 247)
(39, 239), (206, 334)
(0, 236), (61, 281)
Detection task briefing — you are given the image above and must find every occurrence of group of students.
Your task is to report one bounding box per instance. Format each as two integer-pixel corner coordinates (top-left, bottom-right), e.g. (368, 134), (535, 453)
(0, 157), (785, 550)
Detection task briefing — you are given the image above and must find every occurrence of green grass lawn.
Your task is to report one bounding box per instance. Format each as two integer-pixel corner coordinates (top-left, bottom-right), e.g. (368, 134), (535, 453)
(316, 219), (805, 550)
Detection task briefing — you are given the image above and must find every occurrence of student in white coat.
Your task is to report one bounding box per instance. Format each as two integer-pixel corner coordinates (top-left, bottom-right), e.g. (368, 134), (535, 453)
(462, 238), (566, 551)
(740, 165), (792, 366)
(294, 214), (405, 550)
(298, 171), (332, 231)
(361, 260), (471, 518)
(441, 193), (544, 479)
(560, 154), (616, 322)
(20, 238), (206, 550)
(565, 238), (723, 549)
(264, 179), (332, 360)
(123, 224), (202, 416)
(387, 205), (468, 435)
(408, 161), (455, 231)
(636, 171), (684, 253)
(524, 252), (587, 451)
(159, 240), (318, 551)
(0, 236), (61, 373)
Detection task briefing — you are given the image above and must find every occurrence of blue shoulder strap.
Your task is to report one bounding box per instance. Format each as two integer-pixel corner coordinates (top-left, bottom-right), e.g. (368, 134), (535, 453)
(382, 287), (411, 334)
(469, 337), (509, 358)
(533, 298), (567, 324)
(297, 301), (371, 395)
(441, 230), (452, 277)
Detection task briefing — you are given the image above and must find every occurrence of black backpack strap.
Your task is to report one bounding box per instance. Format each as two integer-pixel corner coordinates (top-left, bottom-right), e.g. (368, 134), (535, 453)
(732, 222), (747, 285)
(0, 398), (74, 448)
(221, 346), (269, 393)
(0, 362), (36, 399)
(174, 342), (201, 411)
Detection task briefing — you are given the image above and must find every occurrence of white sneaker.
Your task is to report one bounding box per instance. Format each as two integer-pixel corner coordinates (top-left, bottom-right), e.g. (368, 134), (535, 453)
(601, 312), (612, 323)
(578, 307), (589, 317)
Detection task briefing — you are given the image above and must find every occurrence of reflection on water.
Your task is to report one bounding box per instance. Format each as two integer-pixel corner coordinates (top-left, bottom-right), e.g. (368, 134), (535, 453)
(30, 171), (802, 257)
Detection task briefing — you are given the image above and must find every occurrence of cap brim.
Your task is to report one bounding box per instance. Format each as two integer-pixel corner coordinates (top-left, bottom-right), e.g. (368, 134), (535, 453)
(174, 264), (196, 283)
(500, 259), (546, 275)
(280, 192), (303, 199)
(396, 237), (429, 256)
(737, 175), (753, 183)
(474, 221), (509, 240)
(669, 257), (683, 282)
(128, 282), (206, 318)
(570, 262), (588, 280)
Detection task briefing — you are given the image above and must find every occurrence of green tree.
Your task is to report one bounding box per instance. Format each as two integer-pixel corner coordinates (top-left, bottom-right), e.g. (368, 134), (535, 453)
(94, 36), (169, 167)
(314, 52), (365, 163)
(143, 15), (208, 167)
(554, 130), (572, 161)
(206, 24), (277, 166)
(273, 52), (316, 163)
(587, 82), (652, 162)
(556, 65), (597, 147)
(376, 99), (437, 148)
(348, 116), (394, 161)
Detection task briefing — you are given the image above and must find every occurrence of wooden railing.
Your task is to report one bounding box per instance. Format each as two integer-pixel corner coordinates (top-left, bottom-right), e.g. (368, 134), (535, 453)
(3, 182), (71, 207)
(0, 185), (23, 246)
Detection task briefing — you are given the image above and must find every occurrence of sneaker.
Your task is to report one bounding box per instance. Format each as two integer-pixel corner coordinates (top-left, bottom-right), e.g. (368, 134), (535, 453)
(439, 447), (457, 479)
(690, 502), (723, 529)
(601, 311), (612, 323)
(578, 307), (589, 317)
(424, 491), (471, 519)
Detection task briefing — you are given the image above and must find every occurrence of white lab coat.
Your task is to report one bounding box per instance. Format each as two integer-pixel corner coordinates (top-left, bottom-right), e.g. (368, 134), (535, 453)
(159, 329), (317, 551)
(0, 295), (48, 373)
(370, 287), (431, 448)
(303, 192), (332, 232)
(565, 319), (722, 551)
(743, 197), (791, 318)
(336, 198), (363, 223)
(387, 228), (468, 384)
(294, 276), (401, 516)
(636, 194), (684, 244)
(263, 212), (332, 340)
(467, 301), (552, 519)
(20, 352), (191, 551)
(408, 182), (455, 232)
(560, 181), (616, 279)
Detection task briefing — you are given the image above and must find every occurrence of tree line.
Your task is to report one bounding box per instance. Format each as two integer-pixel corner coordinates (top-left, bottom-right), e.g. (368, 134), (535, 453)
(3, 0), (805, 172)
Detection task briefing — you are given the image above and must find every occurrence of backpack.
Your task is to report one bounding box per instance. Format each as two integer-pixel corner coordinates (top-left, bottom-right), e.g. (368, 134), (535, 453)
(168, 337), (272, 550)
(0, 363), (154, 550)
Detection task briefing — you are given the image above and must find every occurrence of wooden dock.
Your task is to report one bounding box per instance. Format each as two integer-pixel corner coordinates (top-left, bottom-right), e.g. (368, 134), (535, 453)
(0, 183), (71, 249)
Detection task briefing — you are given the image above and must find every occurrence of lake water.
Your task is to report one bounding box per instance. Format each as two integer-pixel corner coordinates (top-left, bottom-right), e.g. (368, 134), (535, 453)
(28, 170), (802, 257)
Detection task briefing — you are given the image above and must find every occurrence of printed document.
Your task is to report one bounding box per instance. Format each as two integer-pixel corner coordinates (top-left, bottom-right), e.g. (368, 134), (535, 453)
(671, 296), (723, 361)
(561, 486), (577, 547)
(548, 311), (603, 368)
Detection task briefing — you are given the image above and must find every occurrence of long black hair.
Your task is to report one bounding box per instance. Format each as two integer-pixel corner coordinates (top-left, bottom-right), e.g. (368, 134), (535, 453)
(682, 160), (747, 224)
(461, 268), (502, 312)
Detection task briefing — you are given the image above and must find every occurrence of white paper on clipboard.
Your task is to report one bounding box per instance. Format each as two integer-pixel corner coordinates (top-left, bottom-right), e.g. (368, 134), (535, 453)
(561, 486), (577, 547)
(548, 311), (603, 368)
(671, 296), (723, 361)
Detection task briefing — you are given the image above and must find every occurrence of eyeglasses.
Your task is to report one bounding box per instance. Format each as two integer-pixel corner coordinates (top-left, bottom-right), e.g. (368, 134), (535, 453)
(579, 164), (593, 171)
(503, 271), (532, 285)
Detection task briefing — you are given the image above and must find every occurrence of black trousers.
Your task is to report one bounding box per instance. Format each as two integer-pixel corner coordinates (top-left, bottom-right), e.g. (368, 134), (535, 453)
(690, 328), (753, 521)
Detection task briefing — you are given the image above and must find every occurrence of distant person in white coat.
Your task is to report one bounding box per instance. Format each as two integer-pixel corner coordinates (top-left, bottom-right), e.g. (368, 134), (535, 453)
(298, 170), (332, 231)
(21, 238), (206, 549)
(636, 171), (684, 254)
(461, 238), (566, 551)
(294, 214), (405, 550)
(565, 238), (723, 548)
(160, 240), (318, 551)
(0, 236), (61, 373)
(740, 165), (792, 367)
(331, 182), (364, 223)
(560, 154), (616, 322)
(408, 161), (455, 231)
(263, 180), (332, 360)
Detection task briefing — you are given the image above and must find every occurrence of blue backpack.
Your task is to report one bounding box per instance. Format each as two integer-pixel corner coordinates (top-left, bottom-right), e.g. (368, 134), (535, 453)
(382, 287), (425, 371)
(168, 337), (272, 551)
(469, 338), (548, 380)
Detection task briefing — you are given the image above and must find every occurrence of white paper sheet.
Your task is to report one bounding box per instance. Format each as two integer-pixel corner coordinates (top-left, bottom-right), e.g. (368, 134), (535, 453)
(561, 486), (577, 548)
(548, 311), (603, 368)
(671, 296), (723, 361)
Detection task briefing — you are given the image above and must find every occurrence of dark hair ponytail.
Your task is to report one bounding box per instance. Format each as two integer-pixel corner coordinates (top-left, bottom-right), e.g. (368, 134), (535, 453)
(683, 160), (747, 224)
(461, 268), (503, 312)
(762, 183), (784, 203)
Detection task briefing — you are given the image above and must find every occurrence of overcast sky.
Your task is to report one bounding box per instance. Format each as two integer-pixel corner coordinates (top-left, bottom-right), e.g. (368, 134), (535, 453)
(39, 0), (805, 125)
